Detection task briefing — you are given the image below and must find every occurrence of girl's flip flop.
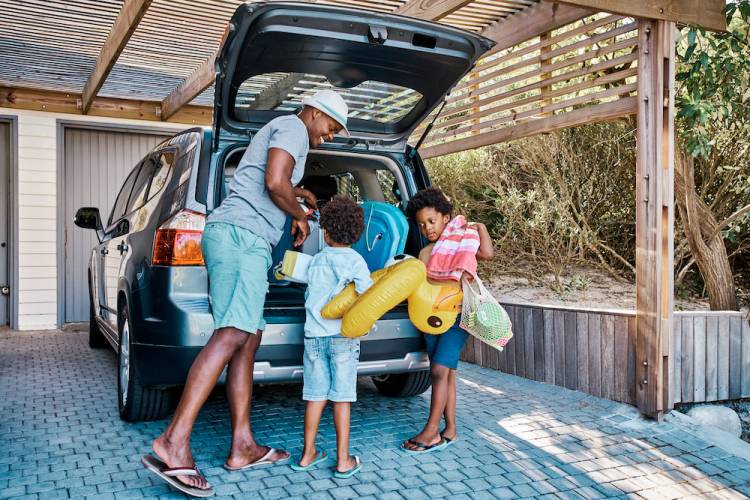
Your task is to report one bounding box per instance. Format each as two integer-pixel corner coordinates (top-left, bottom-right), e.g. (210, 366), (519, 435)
(401, 438), (448, 454)
(289, 450), (329, 471)
(141, 454), (214, 498)
(333, 455), (362, 479)
(440, 432), (458, 447)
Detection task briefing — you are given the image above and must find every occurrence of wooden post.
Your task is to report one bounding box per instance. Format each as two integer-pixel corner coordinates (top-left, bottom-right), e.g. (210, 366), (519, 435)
(635, 19), (675, 418)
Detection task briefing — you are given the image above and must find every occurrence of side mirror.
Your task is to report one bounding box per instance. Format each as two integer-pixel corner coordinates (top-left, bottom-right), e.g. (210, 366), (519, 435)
(74, 207), (104, 242)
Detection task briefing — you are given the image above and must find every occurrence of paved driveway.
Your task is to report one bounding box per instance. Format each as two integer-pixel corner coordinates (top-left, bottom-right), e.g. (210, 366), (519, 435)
(1, 329), (750, 499)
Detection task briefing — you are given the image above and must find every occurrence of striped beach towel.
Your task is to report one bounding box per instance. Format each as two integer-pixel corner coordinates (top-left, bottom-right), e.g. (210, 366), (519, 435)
(427, 215), (480, 282)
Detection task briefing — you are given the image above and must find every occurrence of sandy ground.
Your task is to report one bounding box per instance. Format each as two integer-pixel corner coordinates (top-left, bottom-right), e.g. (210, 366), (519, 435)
(487, 267), (711, 311)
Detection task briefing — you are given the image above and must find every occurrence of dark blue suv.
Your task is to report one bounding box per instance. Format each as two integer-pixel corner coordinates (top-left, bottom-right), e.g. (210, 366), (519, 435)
(74, 2), (493, 421)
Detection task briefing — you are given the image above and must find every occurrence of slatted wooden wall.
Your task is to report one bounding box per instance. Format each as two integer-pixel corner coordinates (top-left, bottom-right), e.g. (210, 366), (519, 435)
(673, 311), (750, 404)
(461, 304), (750, 406)
(461, 302), (637, 404)
(418, 14), (640, 158)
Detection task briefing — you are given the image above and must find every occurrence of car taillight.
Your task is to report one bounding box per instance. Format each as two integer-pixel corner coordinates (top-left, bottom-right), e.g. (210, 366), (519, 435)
(152, 209), (205, 266)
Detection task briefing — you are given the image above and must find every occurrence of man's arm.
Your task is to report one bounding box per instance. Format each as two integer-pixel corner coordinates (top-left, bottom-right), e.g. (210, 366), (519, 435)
(293, 186), (317, 209)
(265, 147), (309, 246)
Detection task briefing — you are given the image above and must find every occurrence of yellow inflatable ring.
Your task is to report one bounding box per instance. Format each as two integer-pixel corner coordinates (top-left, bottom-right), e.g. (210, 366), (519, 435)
(322, 258), (425, 338)
(408, 281), (463, 334)
(321, 256), (463, 337)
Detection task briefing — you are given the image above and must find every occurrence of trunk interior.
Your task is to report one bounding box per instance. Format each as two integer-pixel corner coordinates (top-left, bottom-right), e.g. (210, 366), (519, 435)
(220, 148), (422, 309)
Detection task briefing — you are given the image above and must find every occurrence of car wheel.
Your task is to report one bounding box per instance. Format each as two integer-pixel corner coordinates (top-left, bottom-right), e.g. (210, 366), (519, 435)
(117, 303), (175, 422)
(88, 292), (108, 349)
(372, 371), (431, 397)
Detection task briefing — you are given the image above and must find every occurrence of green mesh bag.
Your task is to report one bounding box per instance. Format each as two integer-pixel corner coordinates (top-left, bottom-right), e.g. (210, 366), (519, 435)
(460, 275), (513, 351)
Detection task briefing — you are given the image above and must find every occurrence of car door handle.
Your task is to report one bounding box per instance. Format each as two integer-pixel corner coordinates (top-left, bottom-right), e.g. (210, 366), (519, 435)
(117, 242), (128, 255)
(101, 248), (109, 255)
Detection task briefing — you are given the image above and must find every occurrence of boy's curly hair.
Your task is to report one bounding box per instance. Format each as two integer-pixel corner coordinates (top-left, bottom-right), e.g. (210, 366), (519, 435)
(406, 187), (453, 220)
(320, 196), (364, 246)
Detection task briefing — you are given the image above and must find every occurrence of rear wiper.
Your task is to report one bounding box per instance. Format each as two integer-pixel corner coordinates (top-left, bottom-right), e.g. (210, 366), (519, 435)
(408, 100), (447, 161)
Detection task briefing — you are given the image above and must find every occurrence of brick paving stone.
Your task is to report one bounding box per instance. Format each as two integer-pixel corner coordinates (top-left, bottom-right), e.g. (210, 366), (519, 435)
(510, 483), (539, 497)
(3, 330), (750, 499)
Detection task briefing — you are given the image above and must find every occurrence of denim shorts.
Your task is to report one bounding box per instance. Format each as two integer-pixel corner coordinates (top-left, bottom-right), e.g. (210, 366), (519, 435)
(423, 320), (469, 370)
(201, 222), (272, 334)
(302, 337), (360, 402)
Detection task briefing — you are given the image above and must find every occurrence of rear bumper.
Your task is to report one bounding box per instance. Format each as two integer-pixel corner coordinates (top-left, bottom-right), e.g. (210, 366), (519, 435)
(129, 268), (427, 387)
(132, 343), (429, 387)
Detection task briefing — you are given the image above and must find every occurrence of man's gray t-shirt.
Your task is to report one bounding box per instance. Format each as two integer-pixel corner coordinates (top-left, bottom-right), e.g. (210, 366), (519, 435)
(208, 115), (309, 247)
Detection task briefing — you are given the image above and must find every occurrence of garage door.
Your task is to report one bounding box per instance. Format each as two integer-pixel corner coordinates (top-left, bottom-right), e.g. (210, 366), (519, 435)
(0, 122), (9, 326)
(63, 127), (171, 323)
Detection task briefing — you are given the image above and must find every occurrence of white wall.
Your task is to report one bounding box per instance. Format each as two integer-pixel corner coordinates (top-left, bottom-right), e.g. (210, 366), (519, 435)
(0, 107), (193, 330)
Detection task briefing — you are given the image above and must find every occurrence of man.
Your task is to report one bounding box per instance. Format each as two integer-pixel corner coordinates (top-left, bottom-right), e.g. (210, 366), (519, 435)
(142, 89), (349, 497)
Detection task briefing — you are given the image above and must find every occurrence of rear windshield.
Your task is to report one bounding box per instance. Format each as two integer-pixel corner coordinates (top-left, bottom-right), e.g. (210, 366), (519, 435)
(235, 72), (423, 124)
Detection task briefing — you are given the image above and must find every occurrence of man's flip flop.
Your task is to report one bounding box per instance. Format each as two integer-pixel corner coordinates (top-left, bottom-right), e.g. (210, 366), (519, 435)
(223, 447), (290, 471)
(401, 438), (448, 454)
(333, 456), (361, 479)
(289, 450), (329, 471)
(141, 454), (214, 498)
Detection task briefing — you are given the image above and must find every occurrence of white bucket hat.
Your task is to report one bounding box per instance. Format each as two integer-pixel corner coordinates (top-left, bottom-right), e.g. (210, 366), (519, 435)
(302, 89), (350, 137)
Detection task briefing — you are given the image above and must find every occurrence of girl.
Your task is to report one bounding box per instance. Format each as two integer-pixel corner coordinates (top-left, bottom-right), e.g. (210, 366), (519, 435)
(402, 188), (493, 453)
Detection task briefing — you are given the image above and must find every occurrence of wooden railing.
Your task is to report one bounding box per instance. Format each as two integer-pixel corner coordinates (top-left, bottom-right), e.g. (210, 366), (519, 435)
(461, 302), (750, 406)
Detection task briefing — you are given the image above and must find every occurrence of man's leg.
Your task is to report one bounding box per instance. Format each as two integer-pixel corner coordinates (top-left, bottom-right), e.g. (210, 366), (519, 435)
(442, 369), (458, 440)
(152, 327), (248, 489)
(333, 402), (356, 472)
(403, 363), (450, 450)
(298, 401), (326, 467)
(225, 330), (288, 467)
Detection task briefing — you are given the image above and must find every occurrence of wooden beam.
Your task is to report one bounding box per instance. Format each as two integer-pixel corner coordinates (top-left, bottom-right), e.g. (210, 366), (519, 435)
(480, 2), (595, 56)
(634, 20), (675, 418)
(159, 23), (231, 121)
(555, 0), (726, 32)
(395, 0), (474, 20)
(419, 96), (636, 158)
(160, 55), (215, 121)
(81, 0), (152, 114)
(0, 86), (211, 125)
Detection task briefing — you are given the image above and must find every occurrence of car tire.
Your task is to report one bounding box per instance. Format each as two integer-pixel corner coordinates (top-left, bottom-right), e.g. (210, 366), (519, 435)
(372, 371), (431, 397)
(117, 303), (175, 422)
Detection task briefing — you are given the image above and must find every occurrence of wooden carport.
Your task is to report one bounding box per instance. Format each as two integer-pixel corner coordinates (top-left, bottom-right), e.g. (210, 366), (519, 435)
(0, 0), (728, 418)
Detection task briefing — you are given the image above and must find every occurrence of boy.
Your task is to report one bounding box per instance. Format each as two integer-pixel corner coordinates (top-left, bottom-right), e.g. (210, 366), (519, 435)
(402, 187), (494, 453)
(291, 196), (372, 478)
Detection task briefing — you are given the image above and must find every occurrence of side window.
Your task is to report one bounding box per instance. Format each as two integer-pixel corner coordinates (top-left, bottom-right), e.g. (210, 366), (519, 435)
(377, 169), (402, 207)
(147, 151), (175, 201)
(335, 173), (361, 202)
(126, 155), (157, 214)
(108, 165), (140, 227)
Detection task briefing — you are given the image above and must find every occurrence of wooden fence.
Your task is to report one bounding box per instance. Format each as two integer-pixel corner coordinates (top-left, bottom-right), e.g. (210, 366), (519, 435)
(673, 311), (750, 404)
(461, 303), (750, 406)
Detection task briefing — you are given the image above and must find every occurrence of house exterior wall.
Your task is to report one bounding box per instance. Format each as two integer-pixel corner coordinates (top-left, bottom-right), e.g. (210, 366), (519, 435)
(0, 107), (192, 330)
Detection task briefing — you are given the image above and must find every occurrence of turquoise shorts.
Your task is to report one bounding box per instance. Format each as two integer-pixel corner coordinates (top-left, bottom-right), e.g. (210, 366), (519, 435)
(201, 222), (272, 334)
(303, 337), (360, 403)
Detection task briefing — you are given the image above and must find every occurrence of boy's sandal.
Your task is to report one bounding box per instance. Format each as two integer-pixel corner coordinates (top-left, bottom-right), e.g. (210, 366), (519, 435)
(333, 456), (362, 479)
(289, 450), (329, 471)
(401, 438), (448, 454)
(141, 454), (214, 498)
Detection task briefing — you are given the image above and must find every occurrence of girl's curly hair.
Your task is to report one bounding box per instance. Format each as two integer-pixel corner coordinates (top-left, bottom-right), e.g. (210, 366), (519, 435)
(319, 196), (364, 245)
(406, 187), (453, 220)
